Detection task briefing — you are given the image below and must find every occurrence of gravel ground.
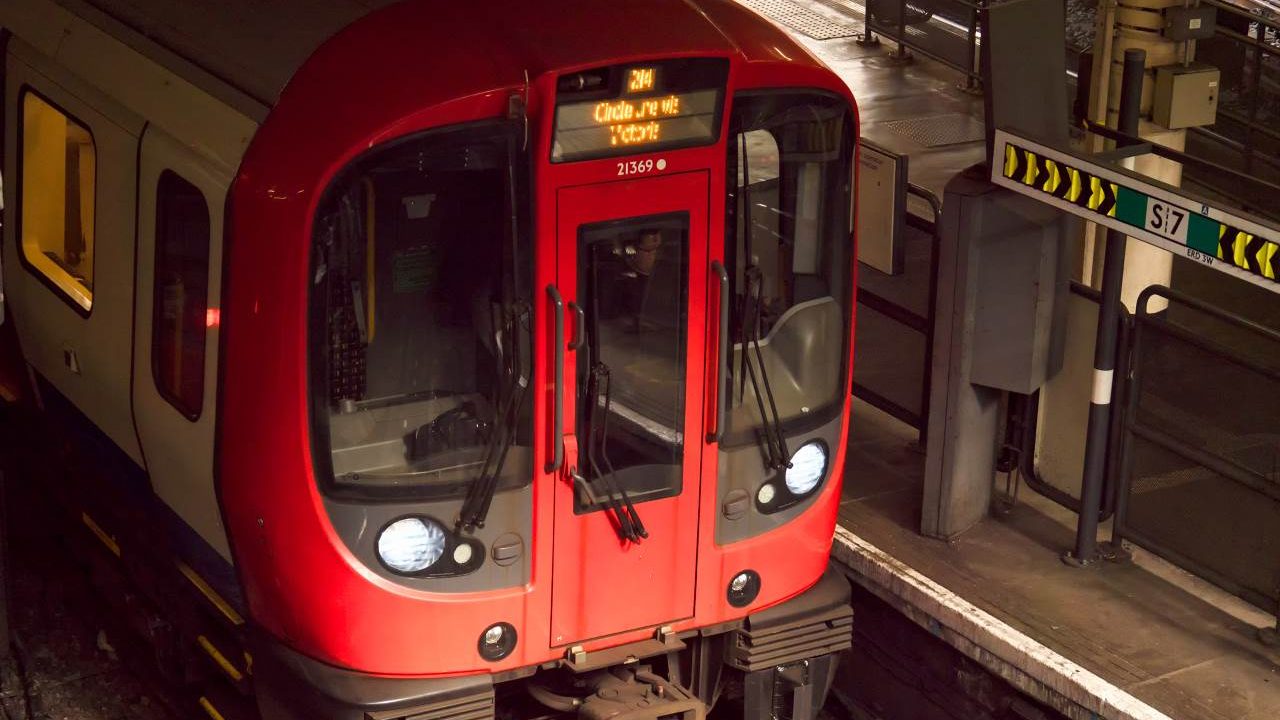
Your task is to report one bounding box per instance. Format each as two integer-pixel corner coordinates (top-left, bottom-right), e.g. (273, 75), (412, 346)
(0, 424), (179, 720)
(1066, 0), (1097, 53)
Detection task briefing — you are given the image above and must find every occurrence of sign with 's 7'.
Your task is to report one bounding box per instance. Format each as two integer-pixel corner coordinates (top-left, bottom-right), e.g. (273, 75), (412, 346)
(991, 129), (1280, 295)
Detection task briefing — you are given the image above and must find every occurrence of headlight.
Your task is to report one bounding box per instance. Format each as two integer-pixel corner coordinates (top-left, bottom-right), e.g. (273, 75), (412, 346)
(784, 441), (828, 496)
(377, 517), (446, 573)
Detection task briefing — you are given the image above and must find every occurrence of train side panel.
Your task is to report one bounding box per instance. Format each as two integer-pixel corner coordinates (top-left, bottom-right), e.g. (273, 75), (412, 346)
(3, 39), (144, 464)
(0, 0), (259, 563)
(131, 124), (234, 561)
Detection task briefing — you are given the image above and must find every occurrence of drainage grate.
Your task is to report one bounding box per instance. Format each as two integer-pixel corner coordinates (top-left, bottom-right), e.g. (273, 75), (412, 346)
(883, 113), (985, 148)
(738, 0), (862, 40)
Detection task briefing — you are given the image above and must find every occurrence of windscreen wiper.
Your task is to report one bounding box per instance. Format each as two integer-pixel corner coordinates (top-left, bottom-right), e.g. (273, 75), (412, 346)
(583, 362), (647, 542)
(736, 132), (791, 471)
(457, 302), (530, 533)
(740, 269), (791, 470)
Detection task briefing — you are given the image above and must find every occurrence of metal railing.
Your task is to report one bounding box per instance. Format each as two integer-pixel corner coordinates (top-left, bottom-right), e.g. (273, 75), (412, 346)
(1002, 282), (1133, 521)
(814, 0), (985, 88)
(1189, 0), (1280, 214)
(852, 184), (942, 445)
(1110, 285), (1280, 624)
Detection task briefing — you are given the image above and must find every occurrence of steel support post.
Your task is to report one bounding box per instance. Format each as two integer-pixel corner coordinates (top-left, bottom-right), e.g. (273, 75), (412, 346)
(1065, 48), (1145, 567)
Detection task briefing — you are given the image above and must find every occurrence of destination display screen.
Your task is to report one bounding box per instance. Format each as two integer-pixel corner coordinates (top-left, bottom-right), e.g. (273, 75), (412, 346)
(551, 60), (727, 163)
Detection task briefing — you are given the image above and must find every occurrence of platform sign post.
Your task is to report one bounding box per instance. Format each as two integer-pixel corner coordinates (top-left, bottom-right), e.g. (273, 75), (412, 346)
(991, 65), (1280, 565)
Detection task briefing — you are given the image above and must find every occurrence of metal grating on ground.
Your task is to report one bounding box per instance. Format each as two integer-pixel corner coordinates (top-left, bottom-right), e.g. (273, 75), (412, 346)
(883, 113), (986, 148)
(737, 0), (862, 40)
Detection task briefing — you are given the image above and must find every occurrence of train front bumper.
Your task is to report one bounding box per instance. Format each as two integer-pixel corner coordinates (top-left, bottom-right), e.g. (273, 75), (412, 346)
(250, 569), (852, 720)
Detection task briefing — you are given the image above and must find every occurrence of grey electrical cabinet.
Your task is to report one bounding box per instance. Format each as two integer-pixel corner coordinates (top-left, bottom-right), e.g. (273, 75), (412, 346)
(923, 167), (1070, 539)
(1153, 63), (1220, 129)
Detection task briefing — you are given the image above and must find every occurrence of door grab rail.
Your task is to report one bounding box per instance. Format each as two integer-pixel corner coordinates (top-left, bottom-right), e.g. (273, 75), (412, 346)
(545, 285), (565, 473)
(709, 261), (730, 444)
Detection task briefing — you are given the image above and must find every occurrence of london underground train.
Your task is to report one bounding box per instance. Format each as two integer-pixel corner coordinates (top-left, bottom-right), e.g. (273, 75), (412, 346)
(0, 1), (859, 718)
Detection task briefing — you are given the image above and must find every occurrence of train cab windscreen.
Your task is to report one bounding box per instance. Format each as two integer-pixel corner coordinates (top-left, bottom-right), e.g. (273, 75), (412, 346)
(309, 124), (532, 500)
(724, 92), (853, 455)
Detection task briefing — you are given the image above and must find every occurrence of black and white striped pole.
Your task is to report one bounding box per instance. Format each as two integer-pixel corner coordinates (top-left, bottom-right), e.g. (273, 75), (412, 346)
(1066, 48), (1146, 567)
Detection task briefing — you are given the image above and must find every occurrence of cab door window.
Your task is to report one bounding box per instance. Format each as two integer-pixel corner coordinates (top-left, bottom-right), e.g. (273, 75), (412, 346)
(151, 170), (211, 419)
(19, 91), (96, 312)
(574, 214), (690, 511)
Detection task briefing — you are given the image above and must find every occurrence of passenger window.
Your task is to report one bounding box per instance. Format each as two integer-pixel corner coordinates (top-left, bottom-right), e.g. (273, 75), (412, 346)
(152, 170), (211, 419)
(20, 92), (97, 311)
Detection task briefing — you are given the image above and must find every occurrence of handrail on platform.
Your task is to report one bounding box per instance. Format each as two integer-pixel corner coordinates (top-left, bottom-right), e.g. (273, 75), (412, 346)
(852, 183), (943, 445)
(1110, 283), (1280, 623)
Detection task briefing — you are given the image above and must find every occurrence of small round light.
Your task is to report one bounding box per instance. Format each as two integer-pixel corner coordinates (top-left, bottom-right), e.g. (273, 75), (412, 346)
(784, 442), (828, 496)
(453, 543), (474, 566)
(377, 517), (446, 574)
(478, 622), (517, 661)
(484, 625), (505, 646)
(757, 483), (777, 505)
(727, 570), (761, 608)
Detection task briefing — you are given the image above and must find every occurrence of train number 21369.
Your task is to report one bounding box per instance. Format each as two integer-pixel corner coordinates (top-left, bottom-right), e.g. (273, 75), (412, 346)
(617, 158), (667, 177)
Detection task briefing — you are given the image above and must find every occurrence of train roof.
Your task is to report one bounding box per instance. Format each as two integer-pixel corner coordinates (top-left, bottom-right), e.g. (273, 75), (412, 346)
(5, 0), (821, 112)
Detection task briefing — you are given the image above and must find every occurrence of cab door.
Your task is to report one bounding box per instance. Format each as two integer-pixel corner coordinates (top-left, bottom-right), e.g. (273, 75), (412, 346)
(550, 171), (709, 646)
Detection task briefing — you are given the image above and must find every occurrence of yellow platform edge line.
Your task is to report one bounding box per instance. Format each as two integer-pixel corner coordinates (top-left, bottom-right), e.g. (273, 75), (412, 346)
(197, 635), (245, 683)
(179, 562), (246, 626)
(198, 696), (227, 720)
(81, 512), (121, 557)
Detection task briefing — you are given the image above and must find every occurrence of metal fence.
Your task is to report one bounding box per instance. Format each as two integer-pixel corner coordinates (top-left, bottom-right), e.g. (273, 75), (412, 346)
(1111, 285), (1280, 618)
(853, 185), (942, 444)
(811, 0), (985, 87)
(1189, 0), (1280, 218)
(1003, 282), (1132, 520)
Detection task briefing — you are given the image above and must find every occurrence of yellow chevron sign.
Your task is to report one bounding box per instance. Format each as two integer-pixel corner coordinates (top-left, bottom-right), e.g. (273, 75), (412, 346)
(1003, 144), (1118, 217)
(991, 129), (1280, 296)
(1217, 226), (1279, 280)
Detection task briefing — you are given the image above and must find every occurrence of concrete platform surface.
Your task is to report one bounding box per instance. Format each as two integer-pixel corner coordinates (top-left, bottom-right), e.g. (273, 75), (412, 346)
(835, 398), (1280, 720)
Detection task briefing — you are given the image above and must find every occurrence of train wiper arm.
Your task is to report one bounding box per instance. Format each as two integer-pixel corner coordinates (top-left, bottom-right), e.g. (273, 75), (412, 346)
(583, 362), (646, 542)
(741, 270), (791, 470)
(458, 303), (530, 533)
(595, 364), (647, 540)
(735, 131), (791, 470)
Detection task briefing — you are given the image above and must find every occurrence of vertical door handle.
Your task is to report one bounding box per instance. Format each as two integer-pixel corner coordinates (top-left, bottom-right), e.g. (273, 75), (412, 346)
(708, 261), (730, 444)
(568, 301), (586, 351)
(546, 285), (565, 473)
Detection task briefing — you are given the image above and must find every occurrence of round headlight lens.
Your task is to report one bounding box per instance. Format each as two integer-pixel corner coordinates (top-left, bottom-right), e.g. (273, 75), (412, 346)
(784, 442), (828, 496)
(377, 517), (446, 573)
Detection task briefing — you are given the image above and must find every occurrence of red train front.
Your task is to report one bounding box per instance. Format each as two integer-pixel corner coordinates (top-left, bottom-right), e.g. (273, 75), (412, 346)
(3, 0), (859, 717)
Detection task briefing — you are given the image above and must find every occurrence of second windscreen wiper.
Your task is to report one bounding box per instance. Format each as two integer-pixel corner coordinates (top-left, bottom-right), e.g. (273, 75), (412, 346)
(737, 132), (791, 470)
(457, 303), (529, 533)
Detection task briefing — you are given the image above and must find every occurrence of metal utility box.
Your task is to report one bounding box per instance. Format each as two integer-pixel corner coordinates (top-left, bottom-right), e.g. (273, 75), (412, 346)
(1153, 63), (1220, 129)
(1162, 6), (1217, 41)
(923, 168), (1070, 539)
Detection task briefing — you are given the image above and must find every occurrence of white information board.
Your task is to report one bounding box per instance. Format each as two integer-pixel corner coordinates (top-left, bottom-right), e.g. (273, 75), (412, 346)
(857, 141), (907, 276)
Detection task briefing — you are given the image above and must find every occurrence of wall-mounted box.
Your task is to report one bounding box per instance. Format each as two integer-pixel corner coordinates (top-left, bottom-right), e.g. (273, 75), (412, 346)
(1153, 63), (1220, 129)
(1162, 6), (1217, 41)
